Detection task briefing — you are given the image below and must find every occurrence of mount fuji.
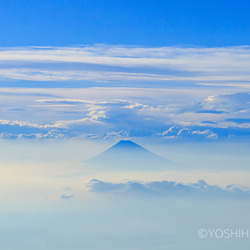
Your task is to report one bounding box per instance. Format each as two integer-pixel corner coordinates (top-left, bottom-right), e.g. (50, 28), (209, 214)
(84, 140), (170, 171)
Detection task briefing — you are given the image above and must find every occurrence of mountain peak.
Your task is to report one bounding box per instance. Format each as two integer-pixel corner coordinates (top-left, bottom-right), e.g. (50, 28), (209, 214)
(107, 140), (150, 154)
(84, 140), (170, 171)
(111, 140), (144, 149)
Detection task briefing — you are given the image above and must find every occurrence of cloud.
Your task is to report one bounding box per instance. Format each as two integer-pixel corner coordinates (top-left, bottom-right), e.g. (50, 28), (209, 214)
(87, 179), (250, 198)
(162, 127), (218, 140)
(0, 131), (65, 140)
(179, 92), (250, 114)
(103, 130), (129, 140)
(1, 87), (250, 141)
(0, 119), (67, 140)
(0, 45), (250, 86)
(60, 194), (74, 199)
(0, 119), (62, 129)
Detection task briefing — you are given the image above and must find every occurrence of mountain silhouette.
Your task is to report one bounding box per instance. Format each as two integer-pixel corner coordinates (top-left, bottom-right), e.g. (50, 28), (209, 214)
(84, 140), (170, 171)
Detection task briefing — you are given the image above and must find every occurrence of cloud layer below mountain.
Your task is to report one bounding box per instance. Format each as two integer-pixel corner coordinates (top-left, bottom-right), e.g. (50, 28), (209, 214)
(87, 179), (250, 198)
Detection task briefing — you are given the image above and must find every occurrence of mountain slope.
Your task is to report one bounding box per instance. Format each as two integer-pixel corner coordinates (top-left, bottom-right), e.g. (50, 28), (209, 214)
(84, 140), (170, 171)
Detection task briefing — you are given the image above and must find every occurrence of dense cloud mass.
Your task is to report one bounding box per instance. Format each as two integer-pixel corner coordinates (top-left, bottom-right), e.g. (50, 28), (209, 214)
(87, 179), (250, 198)
(0, 88), (250, 141)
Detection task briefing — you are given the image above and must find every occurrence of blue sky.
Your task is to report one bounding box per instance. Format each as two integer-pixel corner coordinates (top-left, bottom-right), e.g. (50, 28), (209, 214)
(0, 0), (250, 47)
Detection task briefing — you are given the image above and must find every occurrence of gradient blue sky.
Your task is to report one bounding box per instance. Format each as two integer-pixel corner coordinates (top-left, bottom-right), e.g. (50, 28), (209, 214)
(0, 0), (250, 47)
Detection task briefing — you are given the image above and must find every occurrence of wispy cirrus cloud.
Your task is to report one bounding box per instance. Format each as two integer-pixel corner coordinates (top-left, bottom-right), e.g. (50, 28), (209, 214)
(0, 45), (250, 85)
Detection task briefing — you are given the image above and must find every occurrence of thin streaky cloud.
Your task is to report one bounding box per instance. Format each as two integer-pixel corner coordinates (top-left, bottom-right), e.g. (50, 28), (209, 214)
(0, 45), (250, 85)
(0, 68), (250, 84)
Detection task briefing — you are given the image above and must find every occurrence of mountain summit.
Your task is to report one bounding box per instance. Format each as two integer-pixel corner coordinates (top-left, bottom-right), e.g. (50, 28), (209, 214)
(84, 140), (170, 171)
(106, 140), (151, 152)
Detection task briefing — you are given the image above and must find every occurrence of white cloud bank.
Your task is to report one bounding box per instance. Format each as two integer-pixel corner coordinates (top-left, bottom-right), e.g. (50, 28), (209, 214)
(87, 179), (250, 198)
(1, 87), (250, 141)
